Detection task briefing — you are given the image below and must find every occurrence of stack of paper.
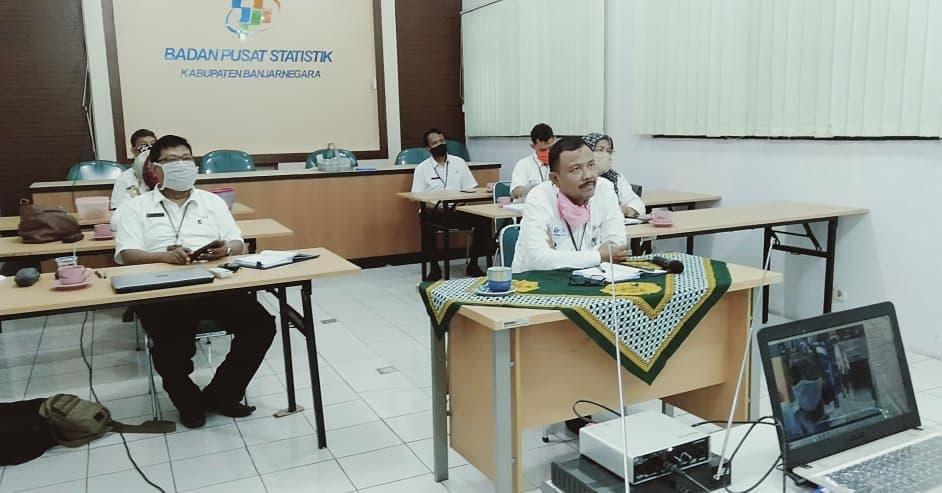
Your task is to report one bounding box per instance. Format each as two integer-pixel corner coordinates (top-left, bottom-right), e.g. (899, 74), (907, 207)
(234, 250), (299, 269)
(573, 262), (666, 282)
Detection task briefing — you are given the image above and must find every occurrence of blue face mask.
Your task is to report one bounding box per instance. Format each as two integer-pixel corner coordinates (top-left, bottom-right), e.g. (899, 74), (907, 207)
(794, 378), (823, 412)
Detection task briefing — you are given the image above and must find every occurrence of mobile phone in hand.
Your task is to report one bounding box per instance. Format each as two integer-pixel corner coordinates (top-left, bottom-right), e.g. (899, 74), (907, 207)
(190, 240), (226, 260)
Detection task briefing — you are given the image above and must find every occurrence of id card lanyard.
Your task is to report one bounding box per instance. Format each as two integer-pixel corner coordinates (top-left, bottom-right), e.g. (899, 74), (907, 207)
(160, 201), (193, 244)
(432, 162), (449, 189)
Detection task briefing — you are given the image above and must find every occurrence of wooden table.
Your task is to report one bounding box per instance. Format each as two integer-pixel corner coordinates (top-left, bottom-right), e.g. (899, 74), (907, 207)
(626, 202), (868, 321)
(429, 263), (783, 492)
(0, 218), (293, 261)
(455, 189), (721, 221)
(0, 202), (257, 236)
(31, 163), (501, 260)
(398, 188), (495, 280)
(0, 247), (359, 449)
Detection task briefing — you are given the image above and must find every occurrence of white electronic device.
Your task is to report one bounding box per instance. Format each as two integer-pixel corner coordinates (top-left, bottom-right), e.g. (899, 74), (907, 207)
(208, 267), (233, 279)
(579, 411), (711, 485)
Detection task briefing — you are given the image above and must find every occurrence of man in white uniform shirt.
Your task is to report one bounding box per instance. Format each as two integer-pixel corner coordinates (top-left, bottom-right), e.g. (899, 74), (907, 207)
(411, 128), (490, 280)
(110, 129), (157, 212)
(115, 135), (274, 429)
(512, 137), (629, 273)
(510, 123), (556, 200)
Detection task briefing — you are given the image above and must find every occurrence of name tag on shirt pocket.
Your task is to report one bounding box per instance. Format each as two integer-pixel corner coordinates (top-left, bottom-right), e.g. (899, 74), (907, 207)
(146, 212), (165, 218)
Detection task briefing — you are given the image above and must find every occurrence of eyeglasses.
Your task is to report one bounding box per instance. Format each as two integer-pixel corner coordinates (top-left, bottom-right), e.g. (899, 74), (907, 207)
(568, 273), (606, 286)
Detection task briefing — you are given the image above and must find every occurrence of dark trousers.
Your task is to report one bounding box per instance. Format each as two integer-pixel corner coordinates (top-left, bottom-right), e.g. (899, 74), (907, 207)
(136, 292), (276, 413)
(420, 208), (493, 265)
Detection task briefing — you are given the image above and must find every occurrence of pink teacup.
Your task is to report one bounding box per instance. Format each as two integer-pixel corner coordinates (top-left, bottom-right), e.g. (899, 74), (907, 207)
(93, 223), (113, 238)
(497, 196), (512, 206)
(486, 182), (497, 193)
(650, 209), (674, 226)
(57, 265), (90, 285)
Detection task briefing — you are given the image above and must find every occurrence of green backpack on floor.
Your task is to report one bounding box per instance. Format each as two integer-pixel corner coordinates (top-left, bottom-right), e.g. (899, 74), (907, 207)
(39, 394), (175, 447)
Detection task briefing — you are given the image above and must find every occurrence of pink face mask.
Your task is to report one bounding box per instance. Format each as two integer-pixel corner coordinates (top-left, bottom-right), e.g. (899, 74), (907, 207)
(557, 190), (591, 229)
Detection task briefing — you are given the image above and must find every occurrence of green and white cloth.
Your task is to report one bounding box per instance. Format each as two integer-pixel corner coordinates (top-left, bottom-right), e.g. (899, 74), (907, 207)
(418, 253), (732, 384)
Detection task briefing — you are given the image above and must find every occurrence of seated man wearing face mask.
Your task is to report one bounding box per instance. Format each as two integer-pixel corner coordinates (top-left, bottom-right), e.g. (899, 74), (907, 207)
(111, 129), (158, 212)
(582, 133), (645, 218)
(115, 135), (275, 429)
(411, 128), (491, 280)
(512, 137), (629, 273)
(510, 123), (556, 200)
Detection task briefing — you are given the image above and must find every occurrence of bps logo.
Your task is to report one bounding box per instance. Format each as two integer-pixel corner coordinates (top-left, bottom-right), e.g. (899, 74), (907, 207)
(226, 0), (282, 39)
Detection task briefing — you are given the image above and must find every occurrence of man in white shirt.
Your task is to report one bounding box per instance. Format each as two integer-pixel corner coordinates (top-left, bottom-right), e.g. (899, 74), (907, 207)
(116, 135), (274, 429)
(411, 128), (490, 280)
(583, 133), (645, 217)
(512, 137), (629, 273)
(111, 129), (157, 212)
(510, 123), (556, 200)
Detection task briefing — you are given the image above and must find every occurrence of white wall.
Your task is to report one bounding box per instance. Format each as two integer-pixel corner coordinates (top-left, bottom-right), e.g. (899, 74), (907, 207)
(81, 0), (401, 166)
(464, 0), (942, 356)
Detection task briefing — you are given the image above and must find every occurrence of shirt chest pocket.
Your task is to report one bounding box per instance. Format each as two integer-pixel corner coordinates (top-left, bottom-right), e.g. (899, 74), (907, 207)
(181, 211), (219, 237)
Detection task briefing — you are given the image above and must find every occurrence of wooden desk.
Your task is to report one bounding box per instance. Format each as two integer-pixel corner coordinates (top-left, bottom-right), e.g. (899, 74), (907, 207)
(430, 263), (782, 492)
(0, 247), (360, 449)
(0, 202), (257, 236)
(626, 201), (868, 321)
(31, 163), (501, 260)
(0, 218), (293, 261)
(397, 188), (495, 280)
(455, 189), (721, 221)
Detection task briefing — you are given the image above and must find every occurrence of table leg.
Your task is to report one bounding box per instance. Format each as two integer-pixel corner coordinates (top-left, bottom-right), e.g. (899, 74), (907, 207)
(431, 322), (449, 482)
(419, 206), (429, 280)
(247, 238), (257, 254)
(492, 330), (513, 493)
(444, 227), (451, 281)
(762, 227), (772, 323)
(276, 287), (299, 414)
(301, 281), (328, 449)
(686, 236), (695, 255)
(823, 219), (838, 314)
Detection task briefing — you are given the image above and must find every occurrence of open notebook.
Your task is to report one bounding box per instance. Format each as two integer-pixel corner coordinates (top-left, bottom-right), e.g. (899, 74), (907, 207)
(233, 250), (317, 269)
(572, 262), (666, 282)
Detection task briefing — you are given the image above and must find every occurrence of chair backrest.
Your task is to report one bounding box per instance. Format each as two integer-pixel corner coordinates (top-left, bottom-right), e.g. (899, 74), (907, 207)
(66, 161), (126, 181)
(631, 183), (643, 197)
(305, 148), (358, 169)
(395, 147), (431, 165)
(499, 224), (521, 268)
(493, 181), (512, 202)
(446, 139), (470, 161)
(199, 150), (255, 174)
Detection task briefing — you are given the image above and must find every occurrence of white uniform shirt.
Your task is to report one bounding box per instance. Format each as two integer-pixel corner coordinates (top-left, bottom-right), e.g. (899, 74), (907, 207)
(110, 168), (148, 211)
(510, 153), (550, 193)
(114, 188), (243, 264)
(512, 178), (627, 273)
(410, 155), (477, 193)
(610, 173), (646, 213)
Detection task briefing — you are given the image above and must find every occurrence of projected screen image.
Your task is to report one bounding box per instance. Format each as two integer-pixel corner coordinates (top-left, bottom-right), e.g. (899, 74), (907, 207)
(767, 316), (912, 449)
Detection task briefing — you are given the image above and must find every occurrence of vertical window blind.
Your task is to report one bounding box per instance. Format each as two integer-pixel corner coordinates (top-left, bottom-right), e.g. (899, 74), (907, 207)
(632, 0), (942, 138)
(462, 0), (605, 137)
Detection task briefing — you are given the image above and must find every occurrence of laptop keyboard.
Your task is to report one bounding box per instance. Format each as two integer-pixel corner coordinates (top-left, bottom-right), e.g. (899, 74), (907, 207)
(826, 435), (942, 492)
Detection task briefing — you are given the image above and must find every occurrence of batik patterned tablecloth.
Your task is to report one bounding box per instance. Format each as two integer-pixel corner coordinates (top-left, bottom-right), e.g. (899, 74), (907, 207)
(418, 253), (732, 384)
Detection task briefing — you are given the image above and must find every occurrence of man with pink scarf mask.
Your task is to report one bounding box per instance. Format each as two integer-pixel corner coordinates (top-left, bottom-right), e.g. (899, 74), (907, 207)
(512, 137), (628, 273)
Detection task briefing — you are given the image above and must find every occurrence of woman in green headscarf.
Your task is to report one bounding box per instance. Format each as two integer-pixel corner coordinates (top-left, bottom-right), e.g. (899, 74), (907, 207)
(582, 133), (645, 217)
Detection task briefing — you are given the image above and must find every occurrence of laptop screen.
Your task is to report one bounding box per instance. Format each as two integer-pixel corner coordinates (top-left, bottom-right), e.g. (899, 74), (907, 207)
(762, 306), (917, 458)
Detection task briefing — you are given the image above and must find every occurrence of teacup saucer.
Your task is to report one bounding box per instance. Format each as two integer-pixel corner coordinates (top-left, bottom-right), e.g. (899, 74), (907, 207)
(52, 270), (93, 290)
(475, 285), (515, 297)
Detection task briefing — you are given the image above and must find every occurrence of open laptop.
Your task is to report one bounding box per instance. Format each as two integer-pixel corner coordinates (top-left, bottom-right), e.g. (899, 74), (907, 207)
(111, 267), (214, 294)
(757, 301), (942, 492)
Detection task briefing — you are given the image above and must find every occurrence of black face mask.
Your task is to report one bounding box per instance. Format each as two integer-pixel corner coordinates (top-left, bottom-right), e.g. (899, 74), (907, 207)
(430, 144), (447, 158)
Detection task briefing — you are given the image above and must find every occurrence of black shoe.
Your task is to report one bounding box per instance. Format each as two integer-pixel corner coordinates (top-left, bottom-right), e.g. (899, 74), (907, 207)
(425, 263), (443, 282)
(180, 410), (206, 429)
(466, 262), (485, 278)
(205, 400), (256, 418)
(122, 308), (135, 323)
